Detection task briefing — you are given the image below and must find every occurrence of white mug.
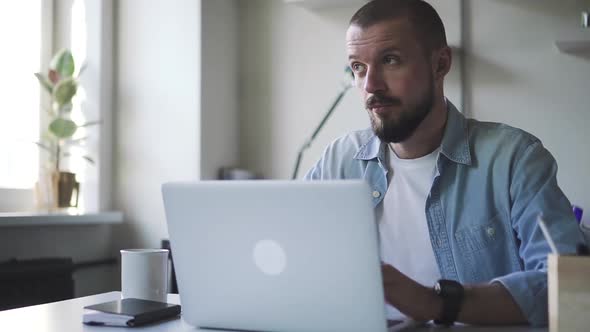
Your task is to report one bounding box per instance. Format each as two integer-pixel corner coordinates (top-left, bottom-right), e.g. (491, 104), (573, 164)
(120, 249), (169, 302)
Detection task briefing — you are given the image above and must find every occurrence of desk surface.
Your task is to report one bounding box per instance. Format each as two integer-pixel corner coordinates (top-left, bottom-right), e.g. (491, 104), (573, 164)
(0, 292), (545, 332)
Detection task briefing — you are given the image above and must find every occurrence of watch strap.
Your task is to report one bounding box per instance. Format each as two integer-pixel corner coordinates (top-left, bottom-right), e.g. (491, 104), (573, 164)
(434, 279), (464, 326)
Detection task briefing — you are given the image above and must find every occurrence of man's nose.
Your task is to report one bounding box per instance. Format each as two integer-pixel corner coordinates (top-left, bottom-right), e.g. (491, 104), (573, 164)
(363, 67), (386, 94)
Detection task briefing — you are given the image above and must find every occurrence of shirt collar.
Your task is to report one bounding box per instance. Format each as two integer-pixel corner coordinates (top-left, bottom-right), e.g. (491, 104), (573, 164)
(352, 134), (387, 162)
(353, 100), (472, 166)
(440, 101), (472, 165)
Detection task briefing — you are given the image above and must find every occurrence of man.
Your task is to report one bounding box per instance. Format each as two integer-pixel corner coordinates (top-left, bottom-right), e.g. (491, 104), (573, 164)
(304, 0), (585, 327)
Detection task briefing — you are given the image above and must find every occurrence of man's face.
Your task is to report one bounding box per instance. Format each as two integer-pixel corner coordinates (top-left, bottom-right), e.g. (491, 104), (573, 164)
(346, 19), (435, 143)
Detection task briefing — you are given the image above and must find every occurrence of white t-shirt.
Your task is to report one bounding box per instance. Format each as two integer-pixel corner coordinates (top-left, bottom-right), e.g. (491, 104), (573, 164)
(376, 145), (442, 321)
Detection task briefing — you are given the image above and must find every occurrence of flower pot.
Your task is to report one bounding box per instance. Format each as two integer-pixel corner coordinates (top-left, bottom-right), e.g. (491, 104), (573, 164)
(35, 171), (80, 211)
(52, 171), (80, 208)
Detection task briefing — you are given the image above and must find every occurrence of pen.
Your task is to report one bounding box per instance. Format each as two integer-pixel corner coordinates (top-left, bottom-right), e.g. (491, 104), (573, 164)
(537, 214), (559, 255)
(573, 205), (584, 224)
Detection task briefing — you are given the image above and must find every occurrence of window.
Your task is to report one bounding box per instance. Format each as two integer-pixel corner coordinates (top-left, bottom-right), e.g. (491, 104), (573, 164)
(0, 1), (51, 189)
(0, 0), (112, 212)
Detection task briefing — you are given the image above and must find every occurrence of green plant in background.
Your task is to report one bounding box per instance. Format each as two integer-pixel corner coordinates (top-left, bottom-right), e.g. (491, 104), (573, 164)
(34, 49), (98, 172)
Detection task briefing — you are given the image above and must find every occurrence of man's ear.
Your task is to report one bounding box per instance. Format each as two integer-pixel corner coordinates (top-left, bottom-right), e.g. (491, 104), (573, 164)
(433, 46), (452, 80)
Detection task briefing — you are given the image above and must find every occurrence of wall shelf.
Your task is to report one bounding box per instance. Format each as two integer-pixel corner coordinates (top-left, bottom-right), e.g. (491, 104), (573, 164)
(555, 40), (590, 54)
(0, 211), (123, 227)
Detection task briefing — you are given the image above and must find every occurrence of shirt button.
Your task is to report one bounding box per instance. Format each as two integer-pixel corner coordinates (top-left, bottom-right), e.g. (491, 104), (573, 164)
(487, 227), (495, 237)
(372, 191), (381, 198)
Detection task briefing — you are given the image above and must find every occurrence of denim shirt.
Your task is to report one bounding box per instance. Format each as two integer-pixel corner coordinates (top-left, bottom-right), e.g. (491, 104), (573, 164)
(304, 101), (585, 327)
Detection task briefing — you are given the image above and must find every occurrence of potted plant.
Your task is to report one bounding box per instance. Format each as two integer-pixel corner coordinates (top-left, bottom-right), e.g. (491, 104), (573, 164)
(34, 49), (98, 210)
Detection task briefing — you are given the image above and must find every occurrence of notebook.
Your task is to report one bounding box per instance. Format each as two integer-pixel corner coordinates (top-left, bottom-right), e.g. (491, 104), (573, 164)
(83, 298), (181, 327)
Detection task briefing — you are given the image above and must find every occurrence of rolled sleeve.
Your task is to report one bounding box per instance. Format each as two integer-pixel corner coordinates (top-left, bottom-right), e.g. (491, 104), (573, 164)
(492, 271), (548, 327)
(504, 140), (584, 326)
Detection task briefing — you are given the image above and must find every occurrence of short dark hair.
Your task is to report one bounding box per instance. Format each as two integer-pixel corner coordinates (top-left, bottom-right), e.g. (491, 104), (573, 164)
(349, 0), (447, 53)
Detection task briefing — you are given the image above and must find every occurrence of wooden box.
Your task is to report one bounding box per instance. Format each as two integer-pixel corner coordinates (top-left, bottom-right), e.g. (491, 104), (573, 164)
(548, 254), (590, 332)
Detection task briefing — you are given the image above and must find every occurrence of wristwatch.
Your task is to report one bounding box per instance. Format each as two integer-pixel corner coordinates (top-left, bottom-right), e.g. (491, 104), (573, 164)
(433, 279), (464, 326)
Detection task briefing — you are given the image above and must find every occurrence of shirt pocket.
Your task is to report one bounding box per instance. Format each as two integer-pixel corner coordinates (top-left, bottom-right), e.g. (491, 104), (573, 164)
(454, 213), (511, 281)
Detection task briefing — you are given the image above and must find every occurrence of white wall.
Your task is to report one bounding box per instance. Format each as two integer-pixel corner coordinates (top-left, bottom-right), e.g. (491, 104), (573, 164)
(239, 1), (365, 179)
(113, 0), (201, 251)
(113, 0), (239, 256)
(200, 0), (240, 180)
(466, 0), (590, 223)
(238, 0), (462, 179)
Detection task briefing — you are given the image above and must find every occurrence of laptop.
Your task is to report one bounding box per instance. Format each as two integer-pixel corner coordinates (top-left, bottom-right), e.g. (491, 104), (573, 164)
(162, 180), (387, 332)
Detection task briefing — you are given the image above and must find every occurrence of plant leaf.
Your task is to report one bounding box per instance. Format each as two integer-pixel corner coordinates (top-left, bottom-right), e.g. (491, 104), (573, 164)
(82, 156), (95, 165)
(49, 118), (77, 138)
(50, 49), (75, 78)
(48, 69), (60, 84)
(77, 61), (88, 77)
(34, 73), (53, 94)
(61, 152), (95, 165)
(53, 78), (77, 107)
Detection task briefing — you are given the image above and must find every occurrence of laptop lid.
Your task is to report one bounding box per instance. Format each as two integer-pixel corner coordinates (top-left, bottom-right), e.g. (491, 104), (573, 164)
(162, 180), (387, 332)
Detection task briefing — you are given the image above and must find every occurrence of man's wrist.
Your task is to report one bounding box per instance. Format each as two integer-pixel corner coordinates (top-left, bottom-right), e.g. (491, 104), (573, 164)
(417, 285), (444, 322)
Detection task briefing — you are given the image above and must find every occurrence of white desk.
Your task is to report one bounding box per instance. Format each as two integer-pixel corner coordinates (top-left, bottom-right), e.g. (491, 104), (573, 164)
(0, 292), (546, 332)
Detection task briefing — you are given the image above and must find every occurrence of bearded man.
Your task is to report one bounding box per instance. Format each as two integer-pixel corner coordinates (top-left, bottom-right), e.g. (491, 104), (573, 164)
(305, 0), (584, 327)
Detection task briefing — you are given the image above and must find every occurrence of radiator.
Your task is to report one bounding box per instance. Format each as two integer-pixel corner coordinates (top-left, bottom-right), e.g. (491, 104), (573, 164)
(0, 258), (74, 311)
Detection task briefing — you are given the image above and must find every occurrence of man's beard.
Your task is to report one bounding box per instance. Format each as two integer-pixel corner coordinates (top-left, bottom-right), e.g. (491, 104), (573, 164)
(366, 80), (435, 143)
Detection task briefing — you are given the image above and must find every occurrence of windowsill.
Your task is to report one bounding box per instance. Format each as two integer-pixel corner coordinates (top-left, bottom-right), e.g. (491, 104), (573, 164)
(0, 211), (123, 227)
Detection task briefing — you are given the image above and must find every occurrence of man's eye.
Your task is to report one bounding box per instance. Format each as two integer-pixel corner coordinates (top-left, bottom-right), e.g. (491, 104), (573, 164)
(384, 56), (399, 65)
(351, 63), (366, 73)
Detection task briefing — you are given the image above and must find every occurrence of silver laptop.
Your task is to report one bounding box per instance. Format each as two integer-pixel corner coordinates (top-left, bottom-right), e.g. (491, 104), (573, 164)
(162, 180), (387, 332)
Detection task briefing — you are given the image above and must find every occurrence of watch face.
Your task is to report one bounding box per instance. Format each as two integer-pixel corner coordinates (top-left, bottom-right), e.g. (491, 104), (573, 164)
(434, 282), (442, 295)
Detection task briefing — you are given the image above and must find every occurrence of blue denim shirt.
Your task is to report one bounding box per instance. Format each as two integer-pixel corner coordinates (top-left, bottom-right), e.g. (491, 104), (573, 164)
(304, 101), (585, 327)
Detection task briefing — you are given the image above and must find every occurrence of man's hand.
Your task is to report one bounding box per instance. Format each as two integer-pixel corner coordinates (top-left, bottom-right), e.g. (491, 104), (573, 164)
(381, 263), (441, 322)
(381, 263), (528, 325)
